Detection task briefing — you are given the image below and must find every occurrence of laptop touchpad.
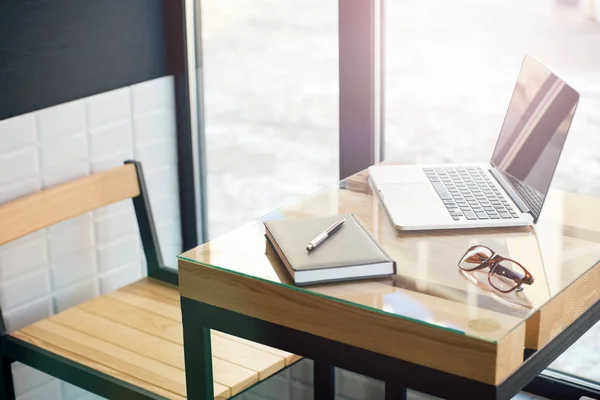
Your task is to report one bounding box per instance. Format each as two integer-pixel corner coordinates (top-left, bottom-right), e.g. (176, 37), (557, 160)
(379, 183), (449, 226)
(380, 184), (439, 207)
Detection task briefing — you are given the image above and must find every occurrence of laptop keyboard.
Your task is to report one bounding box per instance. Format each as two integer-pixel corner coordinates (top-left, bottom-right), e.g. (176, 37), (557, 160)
(423, 166), (519, 221)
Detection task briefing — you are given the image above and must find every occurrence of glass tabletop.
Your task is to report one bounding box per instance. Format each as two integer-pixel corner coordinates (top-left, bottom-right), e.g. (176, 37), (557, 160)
(179, 171), (600, 343)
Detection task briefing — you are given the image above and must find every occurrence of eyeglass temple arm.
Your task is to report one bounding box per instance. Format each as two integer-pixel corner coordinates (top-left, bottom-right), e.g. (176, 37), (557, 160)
(463, 253), (493, 269)
(465, 255), (526, 283)
(464, 251), (532, 284)
(491, 264), (525, 283)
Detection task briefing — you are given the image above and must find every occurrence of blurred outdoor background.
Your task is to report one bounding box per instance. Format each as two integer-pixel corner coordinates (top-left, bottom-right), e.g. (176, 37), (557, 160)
(200, 0), (600, 385)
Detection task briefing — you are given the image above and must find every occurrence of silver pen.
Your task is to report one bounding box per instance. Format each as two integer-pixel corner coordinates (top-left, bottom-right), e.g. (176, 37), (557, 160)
(306, 219), (345, 251)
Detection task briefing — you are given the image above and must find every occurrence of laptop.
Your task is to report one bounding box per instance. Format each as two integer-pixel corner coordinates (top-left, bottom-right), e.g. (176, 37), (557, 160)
(369, 55), (579, 230)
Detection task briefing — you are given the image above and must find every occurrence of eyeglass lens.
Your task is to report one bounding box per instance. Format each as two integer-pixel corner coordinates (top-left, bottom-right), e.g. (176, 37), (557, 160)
(459, 246), (527, 292)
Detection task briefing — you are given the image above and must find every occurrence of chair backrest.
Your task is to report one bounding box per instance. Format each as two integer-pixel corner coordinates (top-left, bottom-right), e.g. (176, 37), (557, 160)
(0, 161), (177, 335)
(0, 164), (140, 247)
(0, 160), (177, 285)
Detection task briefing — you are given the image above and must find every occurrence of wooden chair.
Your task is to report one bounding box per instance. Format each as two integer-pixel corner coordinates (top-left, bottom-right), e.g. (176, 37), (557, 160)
(0, 161), (298, 399)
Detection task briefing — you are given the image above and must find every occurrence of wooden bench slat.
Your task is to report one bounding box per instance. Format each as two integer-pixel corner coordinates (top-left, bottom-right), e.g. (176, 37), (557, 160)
(50, 307), (259, 395)
(79, 296), (183, 343)
(51, 308), (185, 367)
(11, 331), (195, 400)
(19, 320), (188, 396)
(132, 278), (180, 300)
(13, 278), (294, 398)
(215, 332), (302, 367)
(77, 297), (286, 380)
(211, 332), (286, 381)
(0, 164), (139, 246)
(132, 279), (301, 366)
(123, 283), (180, 306)
(107, 289), (182, 321)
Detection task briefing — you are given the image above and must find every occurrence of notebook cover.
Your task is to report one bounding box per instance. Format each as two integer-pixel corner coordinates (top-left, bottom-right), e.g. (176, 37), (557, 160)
(264, 214), (394, 273)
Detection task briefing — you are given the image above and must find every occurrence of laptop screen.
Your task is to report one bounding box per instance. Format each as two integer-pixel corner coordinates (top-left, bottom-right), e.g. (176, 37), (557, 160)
(490, 55), (579, 220)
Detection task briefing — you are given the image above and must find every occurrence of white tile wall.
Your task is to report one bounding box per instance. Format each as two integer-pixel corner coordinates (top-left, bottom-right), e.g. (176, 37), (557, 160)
(0, 77), (547, 400)
(12, 364), (54, 397)
(18, 380), (61, 400)
(0, 76), (182, 400)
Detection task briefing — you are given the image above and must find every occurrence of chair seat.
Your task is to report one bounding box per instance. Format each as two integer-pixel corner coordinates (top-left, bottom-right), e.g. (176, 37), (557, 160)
(12, 278), (301, 399)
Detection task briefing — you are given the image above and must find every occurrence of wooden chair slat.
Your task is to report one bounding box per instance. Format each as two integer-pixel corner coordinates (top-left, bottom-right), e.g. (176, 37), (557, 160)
(0, 164), (139, 246)
(12, 278), (297, 398)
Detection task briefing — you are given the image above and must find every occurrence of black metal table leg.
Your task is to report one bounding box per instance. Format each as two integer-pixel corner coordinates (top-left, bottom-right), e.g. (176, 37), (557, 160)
(0, 355), (15, 400)
(181, 294), (600, 400)
(385, 382), (407, 400)
(181, 298), (214, 399)
(314, 361), (335, 400)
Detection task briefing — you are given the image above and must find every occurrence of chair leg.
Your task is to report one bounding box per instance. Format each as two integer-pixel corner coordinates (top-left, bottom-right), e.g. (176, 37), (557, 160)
(313, 361), (335, 400)
(181, 299), (214, 399)
(0, 356), (15, 400)
(385, 382), (407, 400)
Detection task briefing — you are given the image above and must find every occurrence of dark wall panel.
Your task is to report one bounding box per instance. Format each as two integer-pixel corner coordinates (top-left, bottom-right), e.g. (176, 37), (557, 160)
(0, 0), (167, 120)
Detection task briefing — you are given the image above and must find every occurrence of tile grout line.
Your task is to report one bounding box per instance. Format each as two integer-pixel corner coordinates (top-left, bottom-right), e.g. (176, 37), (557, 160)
(83, 100), (102, 297)
(33, 106), (61, 400)
(97, 261), (141, 287)
(34, 112), (52, 312)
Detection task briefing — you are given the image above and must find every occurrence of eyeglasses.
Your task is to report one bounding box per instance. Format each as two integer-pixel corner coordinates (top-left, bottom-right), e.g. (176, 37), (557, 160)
(458, 245), (534, 293)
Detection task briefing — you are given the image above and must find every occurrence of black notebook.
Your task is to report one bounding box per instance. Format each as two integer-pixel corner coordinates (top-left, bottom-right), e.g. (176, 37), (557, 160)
(264, 214), (396, 285)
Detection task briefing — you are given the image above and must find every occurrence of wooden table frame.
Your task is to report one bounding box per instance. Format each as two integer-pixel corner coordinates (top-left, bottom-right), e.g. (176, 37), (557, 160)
(179, 169), (600, 399)
(180, 288), (600, 400)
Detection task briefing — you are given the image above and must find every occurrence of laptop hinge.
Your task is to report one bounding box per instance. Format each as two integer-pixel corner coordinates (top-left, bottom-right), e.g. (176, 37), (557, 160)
(489, 168), (531, 214)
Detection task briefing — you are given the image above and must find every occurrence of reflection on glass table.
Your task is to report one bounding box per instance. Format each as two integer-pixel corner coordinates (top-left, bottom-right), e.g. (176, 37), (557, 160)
(458, 244), (535, 309)
(180, 172), (600, 346)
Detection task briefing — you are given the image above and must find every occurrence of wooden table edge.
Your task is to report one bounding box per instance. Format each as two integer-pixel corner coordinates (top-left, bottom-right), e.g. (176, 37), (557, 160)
(179, 258), (525, 385)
